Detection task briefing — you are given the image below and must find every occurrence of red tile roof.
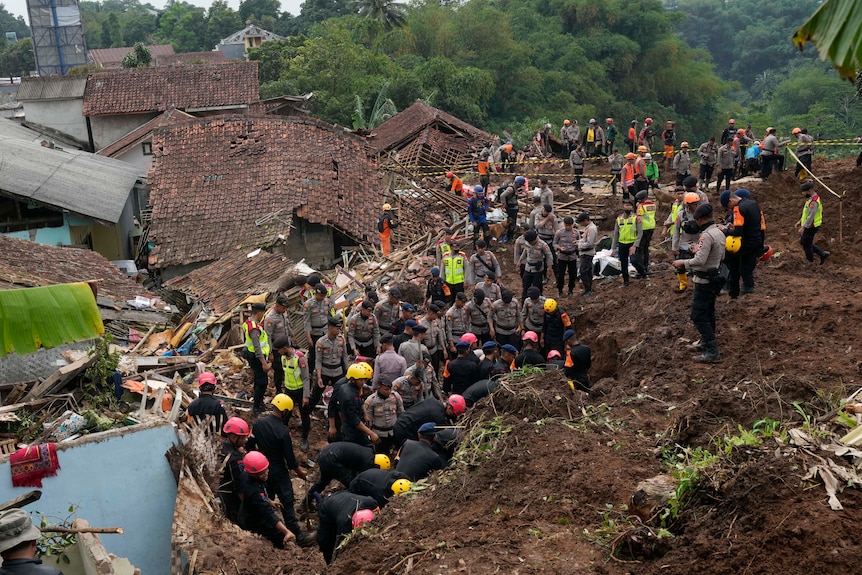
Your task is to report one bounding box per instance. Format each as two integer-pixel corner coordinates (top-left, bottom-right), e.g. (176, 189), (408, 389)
(82, 61), (260, 116)
(164, 249), (289, 314)
(368, 99), (493, 153)
(89, 45), (175, 69)
(154, 51), (227, 67)
(96, 108), (195, 158)
(0, 235), (149, 301)
(147, 115), (383, 269)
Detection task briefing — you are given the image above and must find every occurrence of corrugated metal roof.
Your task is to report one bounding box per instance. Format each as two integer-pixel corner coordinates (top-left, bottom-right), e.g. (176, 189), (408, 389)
(0, 139), (144, 223)
(16, 76), (88, 101)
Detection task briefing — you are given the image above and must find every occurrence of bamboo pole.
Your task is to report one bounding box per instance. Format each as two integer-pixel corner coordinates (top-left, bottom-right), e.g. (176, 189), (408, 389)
(43, 525), (124, 534)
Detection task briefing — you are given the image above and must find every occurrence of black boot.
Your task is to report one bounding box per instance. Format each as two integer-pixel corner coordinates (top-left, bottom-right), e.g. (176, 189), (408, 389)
(694, 340), (722, 363)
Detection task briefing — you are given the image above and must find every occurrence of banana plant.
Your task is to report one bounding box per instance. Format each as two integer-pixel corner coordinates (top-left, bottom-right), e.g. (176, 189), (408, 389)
(793, 0), (862, 79)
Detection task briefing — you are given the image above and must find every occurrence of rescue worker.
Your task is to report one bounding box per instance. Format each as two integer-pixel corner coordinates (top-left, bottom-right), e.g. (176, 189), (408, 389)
(639, 117), (656, 150)
(445, 172), (463, 196)
(348, 468), (411, 508)
(717, 138), (734, 191)
(392, 364), (426, 410)
(426, 266), (448, 305)
(673, 203), (726, 363)
(604, 117), (616, 155)
(187, 371), (227, 432)
(569, 144), (585, 191)
(671, 192), (703, 293)
(563, 330), (591, 392)
(560, 119), (576, 156)
(798, 181), (830, 265)
(0, 509), (64, 575)
(372, 333), (406, 390)
(443, 341), (481, 396)
(467, 240), (502, 287)
(627, 120), (637, 153)
(491, 289), (521, 350)
(576, 213), (597, 297)
(419, 303), (446, 372)
(620, 153), (638, 201)
(583, 118), (604, 157)
(611, 199), (644, 287)
(378, 203), (398, 257)
(465, 289), (493, 343)
(392, 395), (466, 448)
(541, 298), (569, 357)
(307, 441), (390, 503)
(518, 230), (553, 299)
(673, 141), (692, 186)
(445, 293), (471, 357)
(608, 148), (624, 195)
(271, 337), (308, 423)
(479, 272), (502, 304)
(303, 284), (332, 379)
(374, 287), (401, 335)
(698, 137), (717, 191)
(306, 317), (348, 450)
(468, 186), (490, 248)
(661, 121), (676, 166)
(316, 490), (379, 564)
(760, 127), (784, 180)
(347, 300), (381, 359)
(334, 360), (377, 447)
(635, 146), (650, 193)
(363, 378), (403, 456)
(440, 244), (467, 304)
(245, 396), (315, 547)
(535, 205), (558, 263)
(521, 286), (545, 337)
(243, 303), (271, 415)
(263, 295), (294, 395)
(720, 118), (736, 145)
(635, 189), (657, 278)
(397, 322), (429, 367)
(220, 417), (249, 524)
(395, 422), (446, 481)
(793, 128), (814, 180)
(726, 189), (763, 298)
(477, 341), (506, 380)
(498, 141), (515, 173)
(477, 149), (491, 191)
(515, 331), (545, 367)
(538, 177), (554, 208)
(499, 176), (526, 242)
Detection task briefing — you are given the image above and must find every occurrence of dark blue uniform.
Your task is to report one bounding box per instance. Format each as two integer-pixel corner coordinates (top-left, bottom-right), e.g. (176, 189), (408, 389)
(317, 491), (378, 564)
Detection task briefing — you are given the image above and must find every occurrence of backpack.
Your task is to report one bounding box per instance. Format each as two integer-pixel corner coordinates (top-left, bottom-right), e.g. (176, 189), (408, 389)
(377, 216), (386, 233)
(502, 186), (518, 208)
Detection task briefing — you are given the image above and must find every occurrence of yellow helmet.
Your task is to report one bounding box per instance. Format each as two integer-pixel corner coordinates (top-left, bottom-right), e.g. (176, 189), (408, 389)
(638, 145), (648, 153)
(391, 478), (412, 494)
(725, 236), (741, 253)
(271, 393), (294, 412)
(347, 362), (373, 380)
(543, 298), (557, 313)
(374, 454), (391, 470)
(382, 203), (392, 211)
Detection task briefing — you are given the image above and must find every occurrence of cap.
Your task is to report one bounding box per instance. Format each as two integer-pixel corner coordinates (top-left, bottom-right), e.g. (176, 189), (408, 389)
(563, 217), (574, 225)
(402, 303), (416, 312)
(251, 302), (266, 312)
(501, 344), (518, 355)
(732, 188), (751, 199)
(455, 340), (470, 349)
(431, 267), (440, 277)
(683, 175), (698, 189)
(692, 203), (713, 219)
(418, 422), (438, 436)
(719, 190), (731, 208)
(404, 319), (418, 328)
(273, 336), (292, 349)
(483, 271), (496, 280)
(389, 287), (402, 298)
(412, 324), (428, 333)
(563, 329), (576, 341)
(0, 509), (41, 554)
(327, 316), (342, 327)
(314, 285), (328, 295)
(275, 294), (289, 306)
(482, 340), (498, 350)
(801, 182), (815, 191)
(525, 230), (538, 241)
(576, 212), (590, 223)
(527, 286), (540, 299)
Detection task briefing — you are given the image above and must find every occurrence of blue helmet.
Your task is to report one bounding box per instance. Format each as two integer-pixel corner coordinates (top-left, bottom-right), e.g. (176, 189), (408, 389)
(474, 185), (484, 194)
(514, 176), (526, 186)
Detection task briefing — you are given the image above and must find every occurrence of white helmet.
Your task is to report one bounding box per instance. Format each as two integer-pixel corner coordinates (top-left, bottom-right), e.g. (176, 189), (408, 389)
(589, 118), (596, 124)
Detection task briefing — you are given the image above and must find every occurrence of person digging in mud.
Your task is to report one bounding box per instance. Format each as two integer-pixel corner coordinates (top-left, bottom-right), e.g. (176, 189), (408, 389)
(316, 491), (379, 564)
(394, 422), (447, 481)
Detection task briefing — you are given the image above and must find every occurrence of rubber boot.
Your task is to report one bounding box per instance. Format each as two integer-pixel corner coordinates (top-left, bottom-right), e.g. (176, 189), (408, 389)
(675, 274), (687, 293)
(694, 340), (722, 363)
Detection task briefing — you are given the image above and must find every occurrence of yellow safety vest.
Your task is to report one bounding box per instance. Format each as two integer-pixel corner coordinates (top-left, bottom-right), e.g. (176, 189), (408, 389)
(282, 354), (304, 390)
(439, 242), (452, 258)
(586, 129), (595, 143)
(801, 195), (823, 228)
(442, 253), (465, 284)
(670, 202), (682, 225)
(617, 214), (638, 244)
(243, 320), (271, 356)
(638, 201), (656, 230)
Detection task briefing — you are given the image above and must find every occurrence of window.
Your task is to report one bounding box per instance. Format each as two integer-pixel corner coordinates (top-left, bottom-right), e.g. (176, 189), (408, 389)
(142, 142), (153, 156)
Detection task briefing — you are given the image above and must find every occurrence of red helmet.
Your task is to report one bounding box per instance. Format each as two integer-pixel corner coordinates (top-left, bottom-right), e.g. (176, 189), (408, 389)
(447, 394), (467, 416)
(522, 330), (539, 343)
(645, 117), (653, 124)
(446, 172), (454, 179)
(352, 509), (375, 529)
(243, 451), (269, 474)
(606, 117), (613, 124)
(223, 417), (249, 436)
(759, 245), (774, 262)
(198, 372), (217, 387)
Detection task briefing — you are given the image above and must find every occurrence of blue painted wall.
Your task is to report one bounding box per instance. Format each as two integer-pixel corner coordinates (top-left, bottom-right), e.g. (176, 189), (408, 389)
(3, 224), (72, 245)
(0, 422), (178, 574)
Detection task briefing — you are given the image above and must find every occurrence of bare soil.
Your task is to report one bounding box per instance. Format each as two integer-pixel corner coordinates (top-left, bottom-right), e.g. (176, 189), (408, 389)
(197, 157), (862, 574)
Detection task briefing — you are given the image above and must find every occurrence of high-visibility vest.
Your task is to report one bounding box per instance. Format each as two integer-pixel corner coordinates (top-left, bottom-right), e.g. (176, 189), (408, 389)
(804, 194), (823, 228)
(617, 214), (638, 244)
(442, 253), (466, 284)
(621, 164), (636, 187)
(243, 320), (270, 356)
(586, 129), (595, 143)
(439, 241), (452, 258)
(638, 201), (657, 230)
(282, 353), (304, 390)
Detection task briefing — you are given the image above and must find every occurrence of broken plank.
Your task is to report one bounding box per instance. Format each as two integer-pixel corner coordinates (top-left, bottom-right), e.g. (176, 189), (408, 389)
(99, 307), (172, 325)
(0, 491), (41, 512)
(134, 356), (199, 369)
(22, 354), (99, 402)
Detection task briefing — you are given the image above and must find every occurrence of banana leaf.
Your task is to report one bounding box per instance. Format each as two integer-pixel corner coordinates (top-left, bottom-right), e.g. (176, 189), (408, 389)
(0, 282), (104, 358)
(793, 0), (862, 79)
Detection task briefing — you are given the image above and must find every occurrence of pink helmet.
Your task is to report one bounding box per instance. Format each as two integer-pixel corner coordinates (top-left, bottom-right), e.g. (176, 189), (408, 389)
(223, 417), (249, 436)
(243, 451), (269, 474)
(447, 394), (467, 416)
(352, 509), (375, 529)
(522, 331), (539, 343)
(198, 372), (217, 387)
(547, 350), (561, 360)
(460, 333), (478, 345)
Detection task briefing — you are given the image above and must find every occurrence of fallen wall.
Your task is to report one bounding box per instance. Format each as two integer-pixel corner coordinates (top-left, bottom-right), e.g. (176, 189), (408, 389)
(0, 421), (177, 573)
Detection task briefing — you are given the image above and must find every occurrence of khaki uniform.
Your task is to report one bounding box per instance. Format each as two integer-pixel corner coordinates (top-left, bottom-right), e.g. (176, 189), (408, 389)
(491, 299), (520, 335)
(466, 299), (493, 335)
(315, 334), (348, 378)
(303, 298), (331, 339)
(521, 296), (546, 332)
(419, 316), (446, 355)
(374, 300), (400, 333)
(264, 308), (293, 343)
(346, 312), (380, 353)
(446, 304), (470, 342)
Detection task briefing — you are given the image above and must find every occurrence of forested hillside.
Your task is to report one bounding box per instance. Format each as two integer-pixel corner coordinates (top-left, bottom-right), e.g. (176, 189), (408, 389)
(2, 0), (860, 147)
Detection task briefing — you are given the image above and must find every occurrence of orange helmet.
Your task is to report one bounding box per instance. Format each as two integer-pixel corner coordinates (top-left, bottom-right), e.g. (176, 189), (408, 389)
(684, 192), (701, 204)
(563, 119), (571, 125)
(792, 127), (801, 135)
(625, 152), (637, 160)
(738, 129), (745, 135)
(446, 172), (454, 179)
(638, 145), (648, 153)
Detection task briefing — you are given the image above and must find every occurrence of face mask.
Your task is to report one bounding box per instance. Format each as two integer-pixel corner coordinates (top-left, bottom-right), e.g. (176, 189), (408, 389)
(623, 209), (632, 215)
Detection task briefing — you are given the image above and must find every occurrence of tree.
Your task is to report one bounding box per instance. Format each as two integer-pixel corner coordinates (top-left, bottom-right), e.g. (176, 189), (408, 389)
(354, 0), (408, 29)
(121, 42), (152, 67)
(0, 38), (34, 81)
(352, 82), (397, 129)
(239, 0), (281, 23)
(793, 0), (862, 79)
(206, 0), (244, 48)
